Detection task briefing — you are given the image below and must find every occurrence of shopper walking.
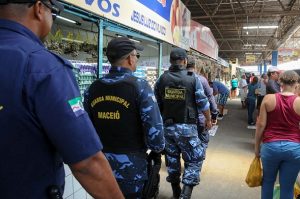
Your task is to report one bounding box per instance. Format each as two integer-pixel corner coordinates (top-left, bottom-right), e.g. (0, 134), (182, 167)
(246, 76), (258, 129)
(209, 80), (230, 120)
(186, 56), (218, 160)
(230, 75), (239, 99)
(239, 74), (248, 108)
(0, 1), (123, 198)
(256, 73), (268, 114)
(155, 48), (212, 199)
(255, 70), (300, 199)
(84, 37), (165, 199)
(266, 67), (281, 94)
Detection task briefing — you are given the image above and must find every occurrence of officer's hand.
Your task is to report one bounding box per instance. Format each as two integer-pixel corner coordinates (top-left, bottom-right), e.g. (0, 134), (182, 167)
(205, 120), (212, 130)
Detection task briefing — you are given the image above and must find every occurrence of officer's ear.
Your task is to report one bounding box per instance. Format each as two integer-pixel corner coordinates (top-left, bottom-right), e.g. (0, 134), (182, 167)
(32, 1), (46, 21)
(184, 58), (188, 66)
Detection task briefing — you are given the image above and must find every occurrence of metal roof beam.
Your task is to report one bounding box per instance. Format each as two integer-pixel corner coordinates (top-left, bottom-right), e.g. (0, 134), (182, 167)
(220, 49), (272, 52)
(277, 0), (286, 11)
(212, 0), (223, 16)
(236, 0), (246, 14)
(192, 10), (300, 19)
(194, 0), (233, 50)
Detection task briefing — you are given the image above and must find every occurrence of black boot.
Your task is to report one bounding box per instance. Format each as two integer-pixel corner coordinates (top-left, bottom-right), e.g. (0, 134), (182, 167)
(179, 185), (193, 199)
(171, 183), (181, 199)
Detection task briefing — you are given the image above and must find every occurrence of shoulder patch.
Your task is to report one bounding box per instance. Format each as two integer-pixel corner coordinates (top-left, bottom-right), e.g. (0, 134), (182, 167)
(68, 97), (85, 117)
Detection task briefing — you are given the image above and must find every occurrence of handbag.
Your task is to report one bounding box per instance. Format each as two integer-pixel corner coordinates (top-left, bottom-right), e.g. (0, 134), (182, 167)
(245, 157), (262, 187)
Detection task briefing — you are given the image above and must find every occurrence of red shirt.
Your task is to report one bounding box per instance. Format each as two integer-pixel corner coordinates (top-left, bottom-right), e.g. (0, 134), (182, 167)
(263, 93), (300, 143)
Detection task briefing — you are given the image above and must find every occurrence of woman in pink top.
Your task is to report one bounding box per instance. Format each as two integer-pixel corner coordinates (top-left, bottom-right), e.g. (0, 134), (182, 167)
(255, 70), (300, 199)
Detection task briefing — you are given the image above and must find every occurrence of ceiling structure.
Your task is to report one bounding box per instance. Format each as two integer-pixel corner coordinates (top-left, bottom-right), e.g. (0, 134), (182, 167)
(184, 0), (300, 65)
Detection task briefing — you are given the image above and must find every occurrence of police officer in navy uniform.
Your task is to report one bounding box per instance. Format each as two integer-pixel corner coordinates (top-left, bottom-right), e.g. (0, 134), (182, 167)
(0, 1), (124, 198)
(154, 48), (212, 199)
(84, 37), (165, 199)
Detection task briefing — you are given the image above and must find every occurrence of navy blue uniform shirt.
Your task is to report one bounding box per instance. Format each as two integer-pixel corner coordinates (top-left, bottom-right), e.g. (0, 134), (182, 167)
(84, 66), (165, 181)
(0, 19), (102, 199)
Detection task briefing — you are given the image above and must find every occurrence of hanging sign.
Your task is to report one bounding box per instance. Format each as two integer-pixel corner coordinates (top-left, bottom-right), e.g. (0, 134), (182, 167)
(278, 48), (300, 64)
(62, 0), (191, 50)
(190, 20), (218, 59)
(246, 55), (256, 64)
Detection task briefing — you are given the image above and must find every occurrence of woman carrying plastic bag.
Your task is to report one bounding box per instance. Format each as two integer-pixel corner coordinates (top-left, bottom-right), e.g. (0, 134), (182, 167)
(254, 70), (300, 199)
(245, 157), (262, 187)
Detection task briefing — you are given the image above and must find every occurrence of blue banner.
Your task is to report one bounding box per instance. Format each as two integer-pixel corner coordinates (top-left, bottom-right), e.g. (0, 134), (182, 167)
(136, 0), (173, 21)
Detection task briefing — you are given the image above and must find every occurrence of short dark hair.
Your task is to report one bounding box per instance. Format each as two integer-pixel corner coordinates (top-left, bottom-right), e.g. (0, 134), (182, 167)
(186, 55), (195, 69)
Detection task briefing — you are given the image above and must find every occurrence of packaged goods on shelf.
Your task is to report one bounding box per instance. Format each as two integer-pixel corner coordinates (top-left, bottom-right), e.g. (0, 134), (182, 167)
(70, 60), (97, 99)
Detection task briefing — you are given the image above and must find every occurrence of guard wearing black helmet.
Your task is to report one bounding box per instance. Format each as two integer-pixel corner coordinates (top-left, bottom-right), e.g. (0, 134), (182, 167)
(0, 1), (123, 198)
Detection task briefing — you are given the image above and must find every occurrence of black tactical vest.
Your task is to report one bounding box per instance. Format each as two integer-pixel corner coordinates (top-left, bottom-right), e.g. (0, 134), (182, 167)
(158, 65), (198, 124)
(87, 76), (145, 153)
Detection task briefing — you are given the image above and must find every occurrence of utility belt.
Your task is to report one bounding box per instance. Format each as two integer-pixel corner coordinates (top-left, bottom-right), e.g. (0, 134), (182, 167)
(164, 118), (197, 126)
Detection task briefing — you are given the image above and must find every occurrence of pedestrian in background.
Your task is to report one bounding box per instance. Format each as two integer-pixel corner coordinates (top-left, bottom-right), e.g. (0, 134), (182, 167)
(209, 80), (230, 120)
(266, 67), (281, 94)
(0, 1), (123, 198)
(186, 56), (218, 161)
(256, 73), (268, 114)
(155, 48), (212, 199)
(84, 37), (165, 199)
(230, 75), (238, 99)
(255, 70), (300, 199)
(239, 74), (248, 108)
(247, 76), (259, 129)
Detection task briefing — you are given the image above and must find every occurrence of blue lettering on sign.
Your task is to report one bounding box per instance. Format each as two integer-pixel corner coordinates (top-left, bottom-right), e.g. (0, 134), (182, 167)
(136, 0), (172, 22)
(84, 0), (120, 17)
(131, 10), (166, 36)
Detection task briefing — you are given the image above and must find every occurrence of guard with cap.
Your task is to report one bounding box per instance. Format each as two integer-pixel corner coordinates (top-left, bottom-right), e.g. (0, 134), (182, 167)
(266, 66), (281, 94)
(154, 48), (212, 199)
(186, 56), (218, 161)
(0, 1), (124, 199)
(84, 36), (165, 199)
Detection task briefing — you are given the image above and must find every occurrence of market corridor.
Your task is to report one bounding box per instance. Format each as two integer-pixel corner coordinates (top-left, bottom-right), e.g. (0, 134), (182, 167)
(158, 99), (261, 199)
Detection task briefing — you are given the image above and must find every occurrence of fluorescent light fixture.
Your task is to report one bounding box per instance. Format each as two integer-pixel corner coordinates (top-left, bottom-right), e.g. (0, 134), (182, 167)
(244, 44), (267, 47)
(115, 34), (141, 43)
(147, 44), (158, 49)
(129, 38), (141, 43)
(56, 15), (77, 24)
(62, 38), (84, 43)
(245, 52), (262, 55)
(243, 25), (278, 29)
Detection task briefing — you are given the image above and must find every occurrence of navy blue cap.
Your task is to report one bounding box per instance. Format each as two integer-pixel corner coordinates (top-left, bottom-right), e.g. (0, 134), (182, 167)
(0, 0), (64, 15)
(106, 37), (144, 63)
(170, 48), (188, 61)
